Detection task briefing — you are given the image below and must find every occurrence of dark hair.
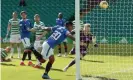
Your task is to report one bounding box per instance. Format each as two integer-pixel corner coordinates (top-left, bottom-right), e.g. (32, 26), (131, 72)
(65, 21), (73, 27)
(20, 11), (26, 15)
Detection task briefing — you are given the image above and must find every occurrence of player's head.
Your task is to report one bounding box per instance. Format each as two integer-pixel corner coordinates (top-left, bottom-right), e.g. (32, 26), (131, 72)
(12, 11), (18, 19)
(5, 46), (11, 53)
(65, 21), (73, 31)
(20, 11), (27, 19)
(58, 12), (63, 19)
(34, 14), (40, 22)
(83, 23), (91, 33)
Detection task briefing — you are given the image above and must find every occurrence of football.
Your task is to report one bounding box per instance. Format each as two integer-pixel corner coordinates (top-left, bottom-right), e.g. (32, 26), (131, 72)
(100, 1), (109, 9)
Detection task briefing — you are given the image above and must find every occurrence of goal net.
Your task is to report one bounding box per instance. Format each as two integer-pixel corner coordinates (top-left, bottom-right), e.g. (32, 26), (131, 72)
(75, 0), (133, 80)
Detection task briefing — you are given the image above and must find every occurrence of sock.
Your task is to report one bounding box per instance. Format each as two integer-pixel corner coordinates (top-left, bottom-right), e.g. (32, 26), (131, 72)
(30, 47), (43, 60)
(67, 59), (75, 68)
(17, 47), (21, 57)
(22, 51), (28, 61)
(10, 48), (14, 57)
(28, 51), (31, 61)
(63, 42), (67, 53)
(58, 44), (61, 54)
(36, 60), (41, 65)
(45, 62), (52, 74)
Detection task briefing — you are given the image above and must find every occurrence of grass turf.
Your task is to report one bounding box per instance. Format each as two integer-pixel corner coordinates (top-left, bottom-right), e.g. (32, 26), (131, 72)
(1, 43), (133, 80)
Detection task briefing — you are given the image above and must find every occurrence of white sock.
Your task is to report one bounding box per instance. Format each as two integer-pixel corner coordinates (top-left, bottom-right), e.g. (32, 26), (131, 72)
(17, 47), (21, 57)
(36, 60), (41, 66)
(10, 48), (14, 57)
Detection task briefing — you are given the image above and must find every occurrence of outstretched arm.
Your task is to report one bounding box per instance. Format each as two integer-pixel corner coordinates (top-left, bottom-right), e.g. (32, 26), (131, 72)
(66, 33), (75, 41)
(29, 26), (52, 32)
(92, 36), (98, 47)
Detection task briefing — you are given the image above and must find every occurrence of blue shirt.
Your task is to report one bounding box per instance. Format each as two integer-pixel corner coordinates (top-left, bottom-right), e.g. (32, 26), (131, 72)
(47, 25), (69, 48)
(19, 19), (32, 39)
(56, 18), (65, 26)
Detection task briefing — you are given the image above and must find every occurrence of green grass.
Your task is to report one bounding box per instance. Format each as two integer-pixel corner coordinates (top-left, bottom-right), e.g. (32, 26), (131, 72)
(1, 43), (133, 80)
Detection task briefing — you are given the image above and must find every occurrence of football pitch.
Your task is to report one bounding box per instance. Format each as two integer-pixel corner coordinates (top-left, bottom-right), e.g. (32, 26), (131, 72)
(1, 43), (133, 80)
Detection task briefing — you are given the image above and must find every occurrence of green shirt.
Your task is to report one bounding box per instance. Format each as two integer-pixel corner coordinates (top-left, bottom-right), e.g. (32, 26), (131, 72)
(34, 21), (46, 40)
(8, 18), (20, 35)
(0, 48), (8, 58)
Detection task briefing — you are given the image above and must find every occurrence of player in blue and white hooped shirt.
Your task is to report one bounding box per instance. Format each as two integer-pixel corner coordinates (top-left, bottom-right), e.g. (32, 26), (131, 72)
(29, 21), (75, 79)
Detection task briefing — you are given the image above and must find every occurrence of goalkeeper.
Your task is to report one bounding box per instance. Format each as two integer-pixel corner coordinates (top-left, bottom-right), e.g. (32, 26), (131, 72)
(63, 23), (98, 71)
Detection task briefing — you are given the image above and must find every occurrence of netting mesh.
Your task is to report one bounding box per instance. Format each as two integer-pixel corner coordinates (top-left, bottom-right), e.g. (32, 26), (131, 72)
(79, 0), (133, 79)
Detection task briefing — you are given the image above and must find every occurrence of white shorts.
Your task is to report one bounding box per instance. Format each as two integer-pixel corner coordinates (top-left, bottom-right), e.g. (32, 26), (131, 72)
(34, 40), (42, 51)
(41, 41), (54, 60)
(21, 37), (31, 48)
(10, 34), (21, 43)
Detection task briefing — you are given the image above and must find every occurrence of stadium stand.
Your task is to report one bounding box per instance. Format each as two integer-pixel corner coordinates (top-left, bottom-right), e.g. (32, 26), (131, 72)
(1, 0), (75, 41)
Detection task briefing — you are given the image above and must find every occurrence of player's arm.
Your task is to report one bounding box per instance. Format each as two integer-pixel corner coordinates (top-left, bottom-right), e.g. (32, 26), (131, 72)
(91, 36), (98, 47)
(30, 26), (52, 32)
(66, 33), (75, 41)
(37, 24), (48, 40)
(6, 21), (11, 37)
(70, 29), (75, 35)
(27, 20), (36, 32)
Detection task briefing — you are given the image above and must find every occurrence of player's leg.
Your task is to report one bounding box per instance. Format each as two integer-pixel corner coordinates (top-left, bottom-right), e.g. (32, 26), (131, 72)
(16, 34), (21, 58)
(16, 43), (21, 58)
(24, 38), (33, 66)
(63, 54), (86, 72)
(41, 42), (54, 79)
(33, 41), (43, 68)
(21, 49), (28, 65)
(63, 59), (75, 72)
(20, 38), (33, 66)
(34, 41), (40, 51)
(9, 35), (15, 58)
(29, 42), (45, 63)
(42, 55), (55, 79)
(63, 40), (68, 57)
(21, 38), (28, 65)
(69, 47), (75, 55)
(57, 44), (62, 57)
(10, 43), (15, 58)
(63, 47), (86, 71)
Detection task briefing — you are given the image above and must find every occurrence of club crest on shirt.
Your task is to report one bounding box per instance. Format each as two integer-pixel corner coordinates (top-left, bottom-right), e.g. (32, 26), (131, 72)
(19, 24), (22, 26)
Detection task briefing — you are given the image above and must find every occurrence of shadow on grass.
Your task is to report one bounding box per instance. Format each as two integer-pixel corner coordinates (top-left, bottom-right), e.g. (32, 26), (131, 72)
(1, 63), (16, 66)
(82, 75), (118, 80)
(66, 56), (104, 63)
(49, 79), (62, 80)
(66, 74), (75, 76)
(35, 66), (63, 72)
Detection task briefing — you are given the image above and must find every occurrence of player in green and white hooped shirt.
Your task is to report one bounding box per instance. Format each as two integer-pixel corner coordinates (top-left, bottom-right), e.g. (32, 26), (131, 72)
(33, 14), (47, 68)
(0, 46), (11, 62)
(6, 12), (21, 59)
